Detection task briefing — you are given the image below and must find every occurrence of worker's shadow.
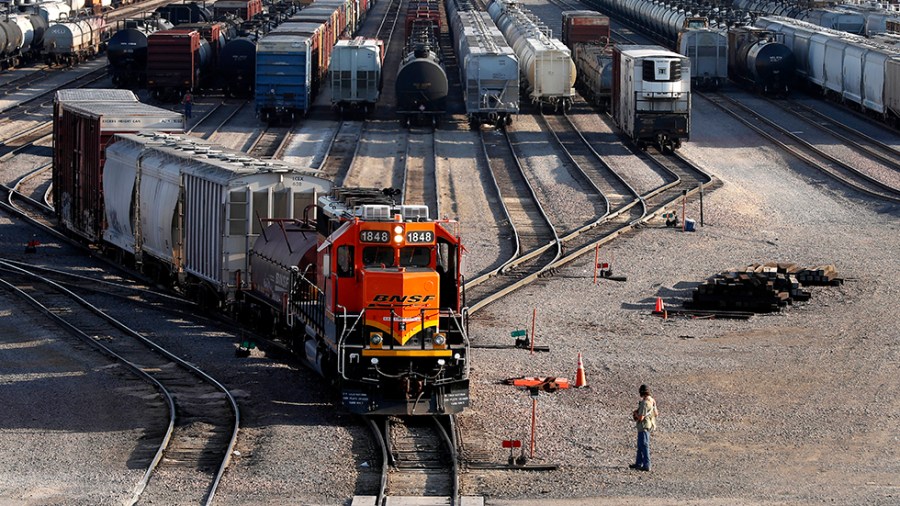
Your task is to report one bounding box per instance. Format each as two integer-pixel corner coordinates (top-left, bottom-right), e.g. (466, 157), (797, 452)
(620, 281), (699, 310)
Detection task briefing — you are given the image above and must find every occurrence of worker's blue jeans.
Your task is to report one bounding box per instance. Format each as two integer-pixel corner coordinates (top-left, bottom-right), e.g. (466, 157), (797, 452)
(635, 431), (650, 470)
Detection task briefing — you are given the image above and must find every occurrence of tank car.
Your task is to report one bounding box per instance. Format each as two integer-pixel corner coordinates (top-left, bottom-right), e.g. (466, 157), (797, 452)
(217, 33), (258, 97)
(146, 28), (211, 100)
(106, 17), (173, 87)
(727, 26), (795, 94)
(0, 12), (46, 68)
(396, 1), (447, 127)
(612, 45), (691, 152)
(448, 0), (519, 128)
(154, 2), (213, 25)
(329, 37), (383, 116)
(487, 0), (576, 112)
(240, 188), (470, 416)
(43, 14), (107, 66)
(102, 132), (332, 303)
(176, 21), (239, 88)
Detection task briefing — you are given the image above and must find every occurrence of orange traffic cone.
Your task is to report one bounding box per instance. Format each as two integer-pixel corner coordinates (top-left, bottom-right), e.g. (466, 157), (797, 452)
(654, 297), (664, 313)
(574, 352), (587, 388)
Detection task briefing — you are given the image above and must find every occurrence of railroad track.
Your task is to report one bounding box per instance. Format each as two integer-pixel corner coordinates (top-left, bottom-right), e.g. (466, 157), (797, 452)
(702, 91), (900, 203)
(463, 128), (559, 312)
(356, 415), (461, 505)
(0, 65), (108, 119)
(247, 125), (294, 159)
(0, 259), (240, 506)
(402, 129), (438, 217)
(321, 120), (364, 184)
(187, 100), (248, 140)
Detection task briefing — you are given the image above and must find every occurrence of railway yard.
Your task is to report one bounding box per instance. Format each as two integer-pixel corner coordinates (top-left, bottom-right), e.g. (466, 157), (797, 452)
(1, 0), (900, 503)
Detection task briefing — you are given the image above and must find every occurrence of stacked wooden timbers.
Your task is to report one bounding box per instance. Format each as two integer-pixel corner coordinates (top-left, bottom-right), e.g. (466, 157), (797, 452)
(689, 263), (842, 313)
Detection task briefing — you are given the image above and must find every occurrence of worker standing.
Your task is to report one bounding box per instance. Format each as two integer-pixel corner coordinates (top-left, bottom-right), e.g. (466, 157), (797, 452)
(182, 91), (193, 119)
(630, 384), (658, 471)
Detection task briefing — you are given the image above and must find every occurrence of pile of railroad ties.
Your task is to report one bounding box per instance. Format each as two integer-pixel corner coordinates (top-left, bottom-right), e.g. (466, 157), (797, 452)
(686, 263), (842, 314)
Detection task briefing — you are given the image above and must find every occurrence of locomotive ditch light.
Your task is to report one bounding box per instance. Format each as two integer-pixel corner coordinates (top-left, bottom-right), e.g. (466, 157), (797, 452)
(370, 358), (379, 365)
(437, 359), (446, 366)
(433, 333), (447, 349)
(369, 332), (384, 348)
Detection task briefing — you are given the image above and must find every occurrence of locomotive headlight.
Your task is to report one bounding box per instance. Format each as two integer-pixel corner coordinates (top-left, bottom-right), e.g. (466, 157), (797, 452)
(394, 234), (403, 244)
(393, 225), (403, 234)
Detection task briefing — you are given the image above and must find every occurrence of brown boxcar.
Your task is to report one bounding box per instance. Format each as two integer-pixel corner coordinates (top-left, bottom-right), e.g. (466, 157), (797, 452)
(212, 0), (263, 21)
(52, 91), (183, 241)
(146, 28), (211, 100)
(561, 10), (610, 50)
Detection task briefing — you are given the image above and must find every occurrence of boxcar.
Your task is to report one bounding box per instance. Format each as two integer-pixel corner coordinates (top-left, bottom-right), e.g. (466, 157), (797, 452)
(146, 28), (211, 100)
(255, 24), (321, 123)
(52, 90), (184, 242)
(212, 0), (264, 21)
(102, 132), (332, 302)
(612, 45), (690, 152)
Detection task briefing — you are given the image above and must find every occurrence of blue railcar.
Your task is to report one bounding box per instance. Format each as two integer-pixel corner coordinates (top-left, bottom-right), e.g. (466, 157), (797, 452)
(254, 24), (318, 123)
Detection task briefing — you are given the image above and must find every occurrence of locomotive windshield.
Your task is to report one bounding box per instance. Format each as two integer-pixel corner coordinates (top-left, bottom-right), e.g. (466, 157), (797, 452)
(362, 246), (432, 267)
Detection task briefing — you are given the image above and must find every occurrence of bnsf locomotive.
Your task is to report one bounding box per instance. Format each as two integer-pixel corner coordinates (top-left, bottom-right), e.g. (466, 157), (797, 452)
(240, 189), (471, 415)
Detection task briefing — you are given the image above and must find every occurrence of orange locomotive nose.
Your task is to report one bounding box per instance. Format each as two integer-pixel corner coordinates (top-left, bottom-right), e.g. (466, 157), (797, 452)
(362, 268), (440, 345)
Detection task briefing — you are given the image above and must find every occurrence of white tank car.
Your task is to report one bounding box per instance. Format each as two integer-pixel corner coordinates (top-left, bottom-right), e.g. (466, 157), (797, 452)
(612, 45), (691, 152)
(44, 15), (107, 65)
(102, 132), (332, 300)
(447, 0), (519, 128)
(329, 37), (383, 116)
(487, 0), (575, 111)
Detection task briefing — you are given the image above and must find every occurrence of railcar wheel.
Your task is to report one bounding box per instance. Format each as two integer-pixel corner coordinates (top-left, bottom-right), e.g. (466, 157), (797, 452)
(505, 115), (513, 126)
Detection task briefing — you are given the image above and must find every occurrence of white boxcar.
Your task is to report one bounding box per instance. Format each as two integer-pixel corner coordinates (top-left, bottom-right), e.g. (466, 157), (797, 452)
(103, 133), (332, 298)
(487, 0), (575, 111)
(448, 0), (519, 127)
(612, 45), (690, 152)
(329, 37), (383, 115)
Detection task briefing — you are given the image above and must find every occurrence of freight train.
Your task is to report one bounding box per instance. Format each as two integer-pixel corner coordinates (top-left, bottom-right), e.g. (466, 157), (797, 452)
(395, 0), (448, 126)
(52, 90), (471, 416)
(732, 0), (900, 36)
(611, 45), (691, 152)
(446, 0), (519, 128)
(487, 0), (576, 112)
(754, 16), (900, 125)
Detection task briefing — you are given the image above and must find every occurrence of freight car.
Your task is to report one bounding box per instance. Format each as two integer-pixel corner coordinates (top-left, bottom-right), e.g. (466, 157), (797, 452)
(562, 10), (614, 110)
(727, 25), (795, 94)
(329, 37), (383, 116)
(146, 28), (211, 100)
(587, 0), (730, 90)
(447, 0), (519, 128)
(42, 12), (107, 65)
(100, 132), (332, 303)
(755, 16), (900, 125)
(176, 20), (239, 87)
(239, 188), (470, 415)
(106, 17), (173, 86)
(212, 0), (264, 21)
(395, 0), (447, 126)
(611, 45), (691, 152)
(52, 89), (184, 242)
(154, 1), (213, 24)
(487, 0), (576, 112)
(217, 33), (258, 97)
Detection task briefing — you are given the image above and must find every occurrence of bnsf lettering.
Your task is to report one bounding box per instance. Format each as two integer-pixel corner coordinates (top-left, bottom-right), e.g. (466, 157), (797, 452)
(373, 294), (436, 303)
